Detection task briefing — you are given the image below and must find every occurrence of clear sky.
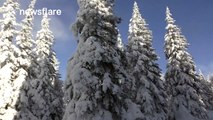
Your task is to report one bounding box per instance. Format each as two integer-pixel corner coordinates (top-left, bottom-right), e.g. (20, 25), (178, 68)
(1, 0), (213, 80)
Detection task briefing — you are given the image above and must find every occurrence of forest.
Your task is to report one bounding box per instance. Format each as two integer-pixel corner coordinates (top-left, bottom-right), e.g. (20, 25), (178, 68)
(0, 0), (212, 120)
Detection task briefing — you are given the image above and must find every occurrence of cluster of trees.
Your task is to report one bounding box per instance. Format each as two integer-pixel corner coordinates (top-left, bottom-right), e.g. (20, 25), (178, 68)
(0, 0), (212, 120)
(0, 0), (63, 120)
(64, 0), (213, 120)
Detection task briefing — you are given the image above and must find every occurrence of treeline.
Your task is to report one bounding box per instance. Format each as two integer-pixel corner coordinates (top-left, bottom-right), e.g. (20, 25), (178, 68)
(0, 0), (212, 120)
(0, 0), (63, 120)
(63, 0), (213, 120)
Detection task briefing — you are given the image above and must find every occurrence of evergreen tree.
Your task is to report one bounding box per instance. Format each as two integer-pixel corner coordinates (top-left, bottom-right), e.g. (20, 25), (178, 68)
(116, 30), (124, 52)
(0, 0), (20, 119)
(13, 0), (38, 119)
(15, 14), (63, 120)
(126, 2), (167, 120)
(164, 7), (208, 120)
(63, 0), (134, 119)
(34, 14), (63, 119)
(35, 20), (61, 87)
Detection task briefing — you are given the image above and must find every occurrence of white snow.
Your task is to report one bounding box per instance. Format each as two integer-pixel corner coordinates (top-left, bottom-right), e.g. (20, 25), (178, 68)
(175, 105), (194, 120)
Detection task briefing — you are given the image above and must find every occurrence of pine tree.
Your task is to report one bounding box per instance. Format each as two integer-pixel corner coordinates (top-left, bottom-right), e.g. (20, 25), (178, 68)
(15, 14), (63, 120)
(164, 7), (208, 120)
(63, 0), (134, 119)
(35, 14), (63, 119)
(12, 0), (38, 119)
(116, 30), (124, 52)
(126, 2), (168, 120)
(0, 0), (20, 119)
(35, 18), (61, 87)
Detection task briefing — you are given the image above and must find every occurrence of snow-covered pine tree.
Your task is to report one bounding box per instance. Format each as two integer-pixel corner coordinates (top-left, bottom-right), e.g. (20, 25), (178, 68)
(15, 14), (63, 120)
(164, 7), (208, 120)
(0, 0), (20, 119)
(12, 0), (39, 119)
(116, 30), (124, 52)
(126, 2), (168, 120)
(35, 14), (63, 119)
(63, 0), (134, 120)
(117, 28), (142, 120)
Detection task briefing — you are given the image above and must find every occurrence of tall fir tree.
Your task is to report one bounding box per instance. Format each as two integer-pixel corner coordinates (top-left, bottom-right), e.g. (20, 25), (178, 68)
(63, 0), (135, 119)
(164, 7), (208, 120)
(126, 2), (168, 120)
(13, 0), (38, 119)
(0, 0), (20, 119)
(33, 14), (63, 120)
(15, 14), (63, 120)
(34, 14), (61, 87)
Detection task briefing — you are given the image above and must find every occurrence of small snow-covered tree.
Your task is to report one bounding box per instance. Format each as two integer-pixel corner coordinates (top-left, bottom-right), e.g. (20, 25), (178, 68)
(63, 0), (134, 120)
(164, 7), (208, 120)
(116, 30), (124, 52)
(0, 0), (20, 119)
(126, 2), (167, 120)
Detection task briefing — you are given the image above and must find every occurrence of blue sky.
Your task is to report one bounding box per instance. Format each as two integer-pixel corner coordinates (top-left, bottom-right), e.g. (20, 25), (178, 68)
(1, 0), (213, 79)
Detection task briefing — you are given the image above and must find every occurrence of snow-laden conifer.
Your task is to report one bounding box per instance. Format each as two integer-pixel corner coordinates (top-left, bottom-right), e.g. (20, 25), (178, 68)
(0, 0), (20, 119)
(35, 14), (63, 119)
(34, 15), (61, 86)
(63, 0), (133, 120)
(15, 14), (63, 120)
(12, 1), (39, 119)
(116, 31), (124, 52)
(126, 2), (168, 120)
(164, 7), (208, 120)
